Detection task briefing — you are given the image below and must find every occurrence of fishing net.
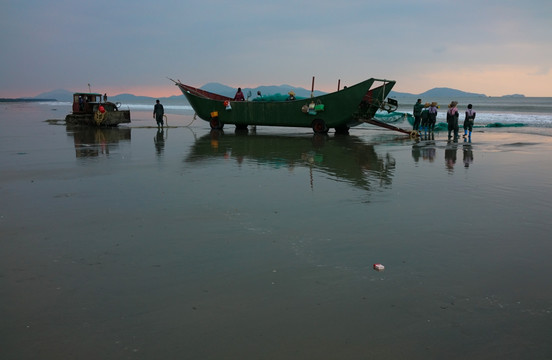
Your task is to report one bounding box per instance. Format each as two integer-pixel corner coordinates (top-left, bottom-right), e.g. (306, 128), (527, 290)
(485, 123), (525, 127)
(375, 111), (526, 130)
(374, 111), (414, 124)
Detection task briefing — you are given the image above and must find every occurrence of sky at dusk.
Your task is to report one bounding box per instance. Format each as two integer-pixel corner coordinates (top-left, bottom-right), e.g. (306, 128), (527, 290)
(1, 0), (551, 98)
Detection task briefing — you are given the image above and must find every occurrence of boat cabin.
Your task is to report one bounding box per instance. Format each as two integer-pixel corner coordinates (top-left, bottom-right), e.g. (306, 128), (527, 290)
(72, 92), (103, 114)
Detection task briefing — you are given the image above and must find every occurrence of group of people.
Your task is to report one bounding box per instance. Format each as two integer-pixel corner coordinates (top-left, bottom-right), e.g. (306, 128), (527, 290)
(444, 101), (476, 140)
(413, 99), (476, 140)
(412, 99), (439, 132)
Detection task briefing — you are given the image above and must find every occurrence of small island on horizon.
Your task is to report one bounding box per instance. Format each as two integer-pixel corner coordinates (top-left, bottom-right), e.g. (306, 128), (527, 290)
(0, 98), (57, 102)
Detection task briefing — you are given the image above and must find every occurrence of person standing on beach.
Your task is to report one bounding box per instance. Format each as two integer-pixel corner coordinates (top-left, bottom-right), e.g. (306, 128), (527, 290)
(421, 102), (430, 132)
(413, 99), (424, 131)
(428, 102), (438, 132)
(153, 99), (164, 128)
(447, 101), (460, 140)
(463, 104), (476, 138)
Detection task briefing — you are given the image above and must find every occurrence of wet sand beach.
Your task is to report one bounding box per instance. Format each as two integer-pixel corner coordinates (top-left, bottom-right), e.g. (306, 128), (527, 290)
(2, 104), (552, 359)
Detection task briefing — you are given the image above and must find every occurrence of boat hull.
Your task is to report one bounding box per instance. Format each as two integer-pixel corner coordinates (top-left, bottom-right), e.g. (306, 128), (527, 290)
(177, 78), (395, 132)
(65, 110), (130, 126)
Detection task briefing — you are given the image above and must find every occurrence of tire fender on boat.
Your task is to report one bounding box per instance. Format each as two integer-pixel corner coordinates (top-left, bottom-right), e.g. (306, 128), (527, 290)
(312, 119), (328, 134)
(94, 110), (106, 125)
(210, 113), (223, 130)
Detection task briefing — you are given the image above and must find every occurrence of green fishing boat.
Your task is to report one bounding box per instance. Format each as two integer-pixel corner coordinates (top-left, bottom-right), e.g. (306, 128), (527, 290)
(172, 78), (397, 134)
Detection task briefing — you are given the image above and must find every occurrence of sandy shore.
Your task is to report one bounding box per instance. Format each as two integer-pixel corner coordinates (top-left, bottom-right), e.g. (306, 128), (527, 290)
(2, 106), (552, 359)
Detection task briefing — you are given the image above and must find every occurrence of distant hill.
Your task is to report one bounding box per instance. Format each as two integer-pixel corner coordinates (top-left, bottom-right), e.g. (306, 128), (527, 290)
(0, 98), (57, 102)
(32, 89), (188, 105)
(108, 93), (187, 105)
(389, 87), (486, 99)
(109, 93), (162, 104)
(33, 83), (326, 104)
(419, 87), (486, 98)
(30, 84), (522, 104)
(35, 89), (73, 101)
(388, 90), (416, 97)
(501, 94), (525, 98)
(200, 83), (238, 98)
(200, 82), (325, 99)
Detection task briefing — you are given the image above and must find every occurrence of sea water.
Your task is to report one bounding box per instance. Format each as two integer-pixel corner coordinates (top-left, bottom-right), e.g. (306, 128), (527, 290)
(1, 99), (552, 359)
(40, 96), (552, 128)
(390, 96), (552, 128)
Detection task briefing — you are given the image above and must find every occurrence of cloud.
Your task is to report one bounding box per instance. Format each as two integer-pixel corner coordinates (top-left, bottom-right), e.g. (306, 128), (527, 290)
(1, 0), (552, 97)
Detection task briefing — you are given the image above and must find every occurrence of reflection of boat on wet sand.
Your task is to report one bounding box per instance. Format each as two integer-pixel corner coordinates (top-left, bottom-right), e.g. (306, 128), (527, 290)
(65, 92), (130, 126)
(173, 78), (400, 134)
(66, 125), (131, 157)
(186, 132), (395, 191)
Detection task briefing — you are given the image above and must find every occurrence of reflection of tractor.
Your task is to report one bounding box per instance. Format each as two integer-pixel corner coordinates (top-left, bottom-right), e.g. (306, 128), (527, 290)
(65, 92), (131, 126)
(68, 125), (131, 158)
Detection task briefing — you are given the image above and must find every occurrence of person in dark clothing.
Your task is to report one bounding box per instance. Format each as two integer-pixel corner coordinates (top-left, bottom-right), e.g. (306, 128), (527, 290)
(233, 88), (245, 101)
(446, 101), (459, 140)
(413, 99), (424, 131)
(463, 104), (476, 138)
(153, 99), (164, 128)
(287, 91), (296, 101)
(421, 102), (430, 132)
(428, 102), (438, 132)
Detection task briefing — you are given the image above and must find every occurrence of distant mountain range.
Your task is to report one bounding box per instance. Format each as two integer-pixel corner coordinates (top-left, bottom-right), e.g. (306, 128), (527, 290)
(6, 84), (523, 104)
(392, 87), (487, 98)
(200, 82), (327, 99)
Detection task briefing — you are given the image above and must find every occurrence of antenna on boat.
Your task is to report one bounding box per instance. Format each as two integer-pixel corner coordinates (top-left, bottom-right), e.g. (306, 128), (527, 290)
(337, 79), (341, 91)
(88, 83), (91, 93)
(310, 76), (315, 98)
